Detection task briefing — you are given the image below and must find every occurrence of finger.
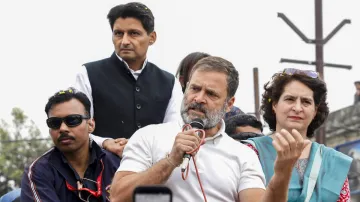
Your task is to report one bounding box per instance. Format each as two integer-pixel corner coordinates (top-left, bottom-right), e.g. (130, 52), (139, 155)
(272, 137), (284, 154)
(120, 145), (126, 152)
(177, 139), (200, 151)
(178, 144), (196, 154)
(183, 129), (201, 137)
(114, 138), (126, 143)
(177, 133), (200, 145)
(274, 132), (290, 151)
(119, 139), (128, 145)
(114, 138), (122, 142)
(291, 129), (304, 149)
(174, 137), (200, 154)
(280, 129), (296, 152)
(116, 145), (126, 156)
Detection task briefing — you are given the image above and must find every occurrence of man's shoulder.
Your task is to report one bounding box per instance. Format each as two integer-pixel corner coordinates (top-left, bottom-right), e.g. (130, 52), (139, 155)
(24, 148), (55, 174)
(132, 121), (181, 139)
(222, 134), (261, 157)
(83, 57), (112, 69)
(142, 121), (180, 132)
(147, 62), (174, 78)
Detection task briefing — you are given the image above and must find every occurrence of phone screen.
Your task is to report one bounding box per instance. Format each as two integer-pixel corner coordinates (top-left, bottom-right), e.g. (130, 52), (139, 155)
(134, 193), (171, 202)
(133, 186), (172, 202)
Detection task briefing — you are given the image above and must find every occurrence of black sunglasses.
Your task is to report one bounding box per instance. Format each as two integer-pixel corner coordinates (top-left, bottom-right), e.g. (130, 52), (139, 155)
(46, 114), (90, 129)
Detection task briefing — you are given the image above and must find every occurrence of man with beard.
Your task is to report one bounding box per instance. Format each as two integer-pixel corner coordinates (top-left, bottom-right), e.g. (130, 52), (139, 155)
(21, 88), (120, 202)
(110, 57), (309, 202)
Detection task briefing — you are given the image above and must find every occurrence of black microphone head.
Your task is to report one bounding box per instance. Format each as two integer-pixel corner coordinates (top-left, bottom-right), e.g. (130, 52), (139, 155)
(190, 118), (204, 129)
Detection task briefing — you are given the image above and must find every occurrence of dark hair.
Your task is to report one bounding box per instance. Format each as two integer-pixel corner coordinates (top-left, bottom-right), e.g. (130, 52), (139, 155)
(231, 132), (264, 141)
(355, 81), (360, 85)
(175, 52), (211, 93)
(261, 73), (329, 138)
(225, 114), (263, 135)
(189, 56), (239, 99)
(107, 2), (155, 34)
(45, 87), (91, 117)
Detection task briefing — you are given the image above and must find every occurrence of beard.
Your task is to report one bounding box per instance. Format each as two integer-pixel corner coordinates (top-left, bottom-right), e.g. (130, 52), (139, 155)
(180, 98), (227, 129)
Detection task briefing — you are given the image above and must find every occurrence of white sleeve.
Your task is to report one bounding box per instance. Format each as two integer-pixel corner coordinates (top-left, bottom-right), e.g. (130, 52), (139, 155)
(90, 134), (111, 148)
(73, 66), (111, 148)
(238, 147), (266, 192)
(117, 127), (153, 173)
(73, 65), (94, 118)
(163, 78), (182, 123)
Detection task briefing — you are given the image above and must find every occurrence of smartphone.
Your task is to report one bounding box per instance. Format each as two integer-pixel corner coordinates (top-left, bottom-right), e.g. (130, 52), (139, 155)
(133, 185), (172, 202)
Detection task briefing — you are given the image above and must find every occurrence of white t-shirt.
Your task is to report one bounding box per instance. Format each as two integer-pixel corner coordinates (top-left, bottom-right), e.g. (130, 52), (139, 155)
(118, 120), (266, 202)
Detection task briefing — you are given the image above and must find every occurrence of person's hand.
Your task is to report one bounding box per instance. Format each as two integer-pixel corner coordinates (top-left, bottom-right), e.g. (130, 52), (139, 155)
(168, 129), (202, 167)
(102, 138), (128, 157)
(272, 129), (311, 174)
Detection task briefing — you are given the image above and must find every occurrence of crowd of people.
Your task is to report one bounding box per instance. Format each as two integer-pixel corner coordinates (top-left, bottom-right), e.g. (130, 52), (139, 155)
(1, 2), (354, 202)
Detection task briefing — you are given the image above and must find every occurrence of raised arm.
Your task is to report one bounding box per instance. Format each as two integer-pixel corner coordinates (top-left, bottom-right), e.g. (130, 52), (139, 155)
(261, 129), (311, 202)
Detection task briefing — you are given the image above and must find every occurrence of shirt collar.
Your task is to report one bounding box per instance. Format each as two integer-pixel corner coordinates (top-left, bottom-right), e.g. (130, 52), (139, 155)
(58, 139), (103, 165)
(204, 119), (225, 144)
(115, 53), (148, 74)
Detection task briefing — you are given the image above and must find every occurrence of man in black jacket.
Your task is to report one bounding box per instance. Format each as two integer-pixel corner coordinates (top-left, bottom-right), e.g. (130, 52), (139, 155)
(74, 2), (182, 157)
(21, 88), (120, 202)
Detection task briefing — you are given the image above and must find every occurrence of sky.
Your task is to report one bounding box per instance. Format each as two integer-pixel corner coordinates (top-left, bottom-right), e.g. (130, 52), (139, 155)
(0, 0), (359, 137)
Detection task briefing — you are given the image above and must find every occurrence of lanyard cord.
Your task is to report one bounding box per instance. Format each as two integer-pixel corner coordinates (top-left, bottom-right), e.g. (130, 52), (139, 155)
(181, 124), (207, 202)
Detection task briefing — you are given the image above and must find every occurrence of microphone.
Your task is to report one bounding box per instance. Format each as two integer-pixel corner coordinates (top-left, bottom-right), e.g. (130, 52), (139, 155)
(180, 118), (204, 172)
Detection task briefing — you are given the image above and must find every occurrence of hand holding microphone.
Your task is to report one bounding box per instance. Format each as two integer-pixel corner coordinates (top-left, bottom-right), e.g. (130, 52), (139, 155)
(167, 119), (204, 171)
(169, 119), (208, 202)
(180, 119), (204, 172)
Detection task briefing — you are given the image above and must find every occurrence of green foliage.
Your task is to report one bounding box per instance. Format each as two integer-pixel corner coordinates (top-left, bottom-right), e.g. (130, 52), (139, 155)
(0, 108), (52, 196)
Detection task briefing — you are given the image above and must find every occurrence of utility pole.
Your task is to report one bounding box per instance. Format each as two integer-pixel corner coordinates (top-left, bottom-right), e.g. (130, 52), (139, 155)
(278, 0), (352, 145)
(253, 67), (260, 120)
(315, 0), (324, 80)
(314, 0), (326, 144)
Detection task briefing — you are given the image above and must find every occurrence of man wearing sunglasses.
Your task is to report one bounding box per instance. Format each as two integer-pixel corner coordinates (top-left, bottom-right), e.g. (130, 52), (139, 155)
(21, 88), (120, 202)
(225, 114), (264, 141)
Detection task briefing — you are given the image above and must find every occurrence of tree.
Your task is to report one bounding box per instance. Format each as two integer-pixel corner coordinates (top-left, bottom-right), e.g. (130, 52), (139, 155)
(0, 108), (52, 196)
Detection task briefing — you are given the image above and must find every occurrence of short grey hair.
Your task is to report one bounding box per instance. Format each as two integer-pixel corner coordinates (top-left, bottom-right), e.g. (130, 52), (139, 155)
(189, 56), (239, 98)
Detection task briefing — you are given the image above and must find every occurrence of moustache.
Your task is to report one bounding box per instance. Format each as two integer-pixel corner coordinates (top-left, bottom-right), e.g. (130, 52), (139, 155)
(58, 132), (75, 143)
(120, 46), (133, 50)
(186, 102), (206, 114)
